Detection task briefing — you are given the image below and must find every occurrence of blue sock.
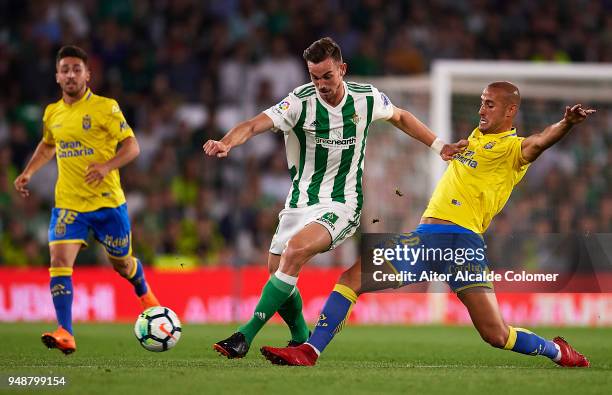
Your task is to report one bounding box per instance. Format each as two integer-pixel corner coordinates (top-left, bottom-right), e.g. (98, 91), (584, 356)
(307, 284), (357, 353)
(127, 258), (148, 297)
(49, 268), (74, 335)
(504, 326), (559, 359)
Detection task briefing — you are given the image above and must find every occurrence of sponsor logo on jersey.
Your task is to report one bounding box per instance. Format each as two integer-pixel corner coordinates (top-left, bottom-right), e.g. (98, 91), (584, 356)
(315, 129), (356, 149)
(310, 120), (320, 128)
(315, 136), (356, 149)
(82, 114), (91, 131)
(454, 149), (478, 168)
(57, 140), (94, 158)
(319, 212), (339, 230)
(452, 199), (462, 206)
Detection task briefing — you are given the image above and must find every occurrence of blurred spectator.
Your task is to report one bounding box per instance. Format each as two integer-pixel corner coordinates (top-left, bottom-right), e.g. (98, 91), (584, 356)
(248, 36), (304, 102)
(349, 36), (382, 76)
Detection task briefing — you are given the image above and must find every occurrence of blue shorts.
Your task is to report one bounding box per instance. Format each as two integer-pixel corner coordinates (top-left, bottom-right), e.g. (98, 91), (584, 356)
(382, 224), (492, 292)
(48, 203), (132, 258)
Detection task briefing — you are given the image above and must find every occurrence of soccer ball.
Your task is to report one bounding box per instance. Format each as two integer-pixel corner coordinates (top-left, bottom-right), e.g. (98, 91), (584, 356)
(134, 306), (182, 352)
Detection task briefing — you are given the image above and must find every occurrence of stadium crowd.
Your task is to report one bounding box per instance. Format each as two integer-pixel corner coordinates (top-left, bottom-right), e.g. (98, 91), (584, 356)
(0, 0), (610, 267)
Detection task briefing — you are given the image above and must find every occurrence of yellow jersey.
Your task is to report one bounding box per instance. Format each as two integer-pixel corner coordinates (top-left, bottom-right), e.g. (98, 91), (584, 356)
(42, 88), (135, 212)
(423, 128), (530, 234)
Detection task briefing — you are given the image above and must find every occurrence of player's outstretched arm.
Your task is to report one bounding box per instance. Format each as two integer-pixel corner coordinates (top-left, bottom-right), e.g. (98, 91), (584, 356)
(521, 104), (596, 163)
(387, 106), (467, 160)
(14, 141), (56, 198)
(85, 136), (140, 187)
(203, 113), (274, 158)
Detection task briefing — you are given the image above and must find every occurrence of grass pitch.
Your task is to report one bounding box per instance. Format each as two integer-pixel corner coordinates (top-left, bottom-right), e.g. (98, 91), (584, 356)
(0, 323), (610, 395)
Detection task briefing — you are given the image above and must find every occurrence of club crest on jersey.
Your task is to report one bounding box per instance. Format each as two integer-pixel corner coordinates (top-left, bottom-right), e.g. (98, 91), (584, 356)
(351, 113), (361, 125)
(82, 114), (92, 131)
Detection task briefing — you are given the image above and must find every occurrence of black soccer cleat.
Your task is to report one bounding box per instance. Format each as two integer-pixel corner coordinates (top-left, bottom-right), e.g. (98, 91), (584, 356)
(287, 331), (311, 347)
(213, 332), (250, 359)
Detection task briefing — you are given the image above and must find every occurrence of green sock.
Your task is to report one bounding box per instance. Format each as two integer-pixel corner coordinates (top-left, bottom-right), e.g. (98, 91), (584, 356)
(278, 287), (310, 343)
(238, 275), (294, 345)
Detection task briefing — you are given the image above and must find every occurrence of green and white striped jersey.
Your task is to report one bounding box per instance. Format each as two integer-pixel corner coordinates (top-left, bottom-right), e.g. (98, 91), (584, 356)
(263, 81), (394, 211)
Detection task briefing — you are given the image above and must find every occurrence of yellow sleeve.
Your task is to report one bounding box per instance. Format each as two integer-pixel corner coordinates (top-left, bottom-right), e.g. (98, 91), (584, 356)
(508, 136), (529, 170)
(104, 99), (135, 142)
(41, 105), (55, 145)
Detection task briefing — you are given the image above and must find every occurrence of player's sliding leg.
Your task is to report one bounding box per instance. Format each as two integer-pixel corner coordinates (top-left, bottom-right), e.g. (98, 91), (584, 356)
(214, 223), (330, 359)
(458, 287), (589, 367)
(303, 262), (363, 358)
(267, 253), (310, 345)
(109, 256), (159, 309)
(42, 243), (80, 355)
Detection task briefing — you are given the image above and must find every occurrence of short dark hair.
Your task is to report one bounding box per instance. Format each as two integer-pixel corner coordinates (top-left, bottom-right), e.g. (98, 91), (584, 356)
(56, 45), (88, 65)
(303, 37), (343, 64)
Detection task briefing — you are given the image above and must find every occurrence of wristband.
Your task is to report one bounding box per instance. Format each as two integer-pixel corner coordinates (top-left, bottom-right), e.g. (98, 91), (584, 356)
(430, 137), (445, 155)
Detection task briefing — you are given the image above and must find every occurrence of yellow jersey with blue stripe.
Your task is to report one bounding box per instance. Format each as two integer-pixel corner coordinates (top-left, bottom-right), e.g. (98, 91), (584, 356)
(423, 128), (530, 234)
(42, 89), (135, 212)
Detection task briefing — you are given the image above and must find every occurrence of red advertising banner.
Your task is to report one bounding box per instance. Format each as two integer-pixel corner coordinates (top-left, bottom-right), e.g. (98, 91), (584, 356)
(1, 268), (611, 326)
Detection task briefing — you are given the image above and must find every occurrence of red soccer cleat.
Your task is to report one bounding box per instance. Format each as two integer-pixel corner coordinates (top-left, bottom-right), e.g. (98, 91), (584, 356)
(553, 336), (590, 367)
(260, 343), (319, 366)
(41, 326), (76, 355)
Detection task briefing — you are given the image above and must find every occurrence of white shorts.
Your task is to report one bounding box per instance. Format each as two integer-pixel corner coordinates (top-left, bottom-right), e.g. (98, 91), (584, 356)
(269, 202), (361, 255)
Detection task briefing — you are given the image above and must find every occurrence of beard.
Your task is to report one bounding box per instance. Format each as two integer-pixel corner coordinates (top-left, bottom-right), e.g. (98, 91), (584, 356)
(62, 81), (85, 97)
